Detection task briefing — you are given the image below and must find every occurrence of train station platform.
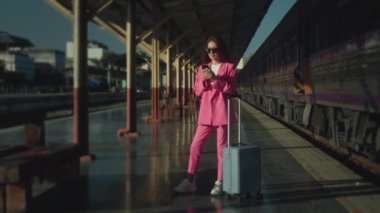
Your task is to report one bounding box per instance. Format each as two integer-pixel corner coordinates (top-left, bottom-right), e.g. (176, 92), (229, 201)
(1, 101), (380, 213)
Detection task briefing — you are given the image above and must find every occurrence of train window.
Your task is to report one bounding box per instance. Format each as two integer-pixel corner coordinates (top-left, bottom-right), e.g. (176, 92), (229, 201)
(293, 66), (304, 94)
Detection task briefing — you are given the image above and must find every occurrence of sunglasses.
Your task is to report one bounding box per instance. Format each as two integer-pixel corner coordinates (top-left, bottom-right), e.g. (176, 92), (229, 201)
(206, 47), (219, 54)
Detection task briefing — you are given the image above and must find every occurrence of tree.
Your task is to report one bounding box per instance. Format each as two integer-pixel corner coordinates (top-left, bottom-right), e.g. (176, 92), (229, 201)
(101, 52), (148, 68)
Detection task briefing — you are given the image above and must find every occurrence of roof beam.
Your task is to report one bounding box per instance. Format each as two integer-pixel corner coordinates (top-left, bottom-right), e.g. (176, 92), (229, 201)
(88, 0), (114, 19)
(160, 31), (188, 54)
(135, 0), (187, 43)
(174, 42), (197, 62)
(137, 0), (150, 13)
(92, 17), (126, 43)
(45, 0), (73, 22)
(44, 1), (121, 45)
(135, 0), (231, 44)
(183, 52), (200, 67)
(45, 0), (170, 66)
(46, 0), (114, 22)
(179, 12), (262, 29)
(136, 14), (172, 43)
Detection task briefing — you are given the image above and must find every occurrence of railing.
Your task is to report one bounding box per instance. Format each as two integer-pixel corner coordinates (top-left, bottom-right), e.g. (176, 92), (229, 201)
(0, 92), (125, 129)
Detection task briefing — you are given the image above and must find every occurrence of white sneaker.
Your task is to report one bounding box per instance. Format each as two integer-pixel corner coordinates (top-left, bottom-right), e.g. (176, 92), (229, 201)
(210, 181), (223, 196)
(174, 179), (197, 193)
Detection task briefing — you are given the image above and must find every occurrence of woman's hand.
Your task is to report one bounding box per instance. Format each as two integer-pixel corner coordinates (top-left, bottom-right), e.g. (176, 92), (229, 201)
(202, 69), (216, 82)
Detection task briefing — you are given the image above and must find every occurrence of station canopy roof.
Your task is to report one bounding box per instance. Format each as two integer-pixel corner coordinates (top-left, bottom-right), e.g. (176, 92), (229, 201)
(46, 0), (272, 65)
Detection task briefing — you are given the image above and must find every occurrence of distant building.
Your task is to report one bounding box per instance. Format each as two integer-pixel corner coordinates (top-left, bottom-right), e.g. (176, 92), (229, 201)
(0, 52), (35, 80)
(0, 31), (33, 51)
(26, 49), (65, 72)
(65, 40), (110, 68)
(0, 32), (35, 80)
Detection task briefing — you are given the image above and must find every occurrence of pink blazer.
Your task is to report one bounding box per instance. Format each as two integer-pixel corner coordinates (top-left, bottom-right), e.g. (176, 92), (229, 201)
(194, 62), (237, 126)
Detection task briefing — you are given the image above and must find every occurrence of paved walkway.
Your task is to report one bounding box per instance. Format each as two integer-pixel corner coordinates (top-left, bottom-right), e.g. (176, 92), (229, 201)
(1, 101), (379, 212)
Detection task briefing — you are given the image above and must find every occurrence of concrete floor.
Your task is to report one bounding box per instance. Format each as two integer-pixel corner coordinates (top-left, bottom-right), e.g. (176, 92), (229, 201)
(1, 102), (380, 212)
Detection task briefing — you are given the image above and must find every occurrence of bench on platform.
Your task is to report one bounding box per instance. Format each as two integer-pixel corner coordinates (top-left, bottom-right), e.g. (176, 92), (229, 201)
(0, 143), (81, 212)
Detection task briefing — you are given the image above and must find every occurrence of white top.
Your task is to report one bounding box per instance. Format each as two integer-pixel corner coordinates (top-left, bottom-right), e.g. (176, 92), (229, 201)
(211, 63), (221, 76)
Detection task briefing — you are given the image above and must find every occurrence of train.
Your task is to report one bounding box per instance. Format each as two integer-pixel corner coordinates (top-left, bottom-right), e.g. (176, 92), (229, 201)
(238, 0), (380, 162)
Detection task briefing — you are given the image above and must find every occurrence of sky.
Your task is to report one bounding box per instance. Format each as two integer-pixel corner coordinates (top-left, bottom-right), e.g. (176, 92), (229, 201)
(242, 0), (297, 60)
(0, 0), (296, 61)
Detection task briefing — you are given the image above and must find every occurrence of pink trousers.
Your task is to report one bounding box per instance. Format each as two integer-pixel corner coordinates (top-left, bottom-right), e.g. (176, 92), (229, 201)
(187, 124), (227, 181)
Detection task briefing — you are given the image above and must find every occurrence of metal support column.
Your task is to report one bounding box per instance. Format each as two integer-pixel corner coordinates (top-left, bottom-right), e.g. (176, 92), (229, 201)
(166, 30), (171, 98)
(173, 56), (182, 117)
(189, 64), (196, 111)
(73, 0), (89, 155)
(186, 64), (191, 109)
(162, 29), (171, 117)
(175, 57), (181, 106)
(148, 32), (160, 122)
(191, 67), (195, 91)
(118, 0), (139, 137)
(182, 58), (187, 110)
(187, 64), (191, 97)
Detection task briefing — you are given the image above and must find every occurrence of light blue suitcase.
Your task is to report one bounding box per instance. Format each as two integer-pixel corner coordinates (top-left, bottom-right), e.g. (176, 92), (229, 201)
(223, 96), (262, 201)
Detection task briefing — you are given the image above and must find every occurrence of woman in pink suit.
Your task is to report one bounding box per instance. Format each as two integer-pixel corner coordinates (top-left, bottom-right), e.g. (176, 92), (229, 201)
(174, 35), (237, 196)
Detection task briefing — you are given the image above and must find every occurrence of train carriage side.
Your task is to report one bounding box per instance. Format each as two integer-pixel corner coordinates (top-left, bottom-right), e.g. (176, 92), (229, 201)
(239, 2), (304, 121)
(239, 0), (380, 162)
(308, 0), (380, 161)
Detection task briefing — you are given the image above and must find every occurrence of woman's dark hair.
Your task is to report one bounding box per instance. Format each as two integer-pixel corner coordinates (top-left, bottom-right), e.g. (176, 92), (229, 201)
(202, 35), (229, 64)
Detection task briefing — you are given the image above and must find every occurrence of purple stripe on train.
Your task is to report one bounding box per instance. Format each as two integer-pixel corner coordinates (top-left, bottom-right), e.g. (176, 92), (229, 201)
(262, 90), (379, 111)
(315, 93), (380, 109)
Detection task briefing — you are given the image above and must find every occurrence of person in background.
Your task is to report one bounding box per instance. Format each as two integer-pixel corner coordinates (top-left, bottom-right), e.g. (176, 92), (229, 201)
(174, 35), (237, 196)
(293, 66), (305, 94)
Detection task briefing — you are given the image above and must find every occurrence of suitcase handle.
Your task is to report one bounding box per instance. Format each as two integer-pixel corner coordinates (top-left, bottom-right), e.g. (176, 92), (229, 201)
(227, 94), (240, 147)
